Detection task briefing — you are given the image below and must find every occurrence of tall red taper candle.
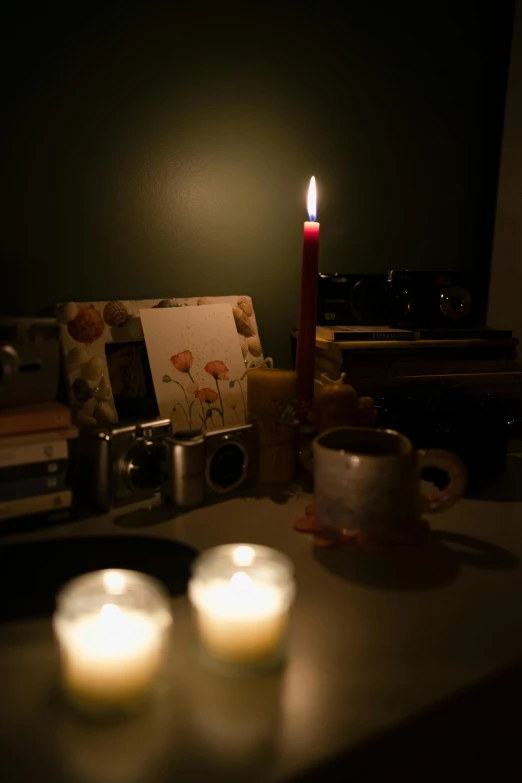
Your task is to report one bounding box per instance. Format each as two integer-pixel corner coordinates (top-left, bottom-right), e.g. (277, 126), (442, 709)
(296, 176), (320, 413)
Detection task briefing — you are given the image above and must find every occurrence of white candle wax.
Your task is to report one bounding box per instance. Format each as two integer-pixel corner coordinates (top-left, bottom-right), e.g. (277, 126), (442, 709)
(56, 603), (165, 711)
(189, 544), (295, 674)
(190, 572), (290, 666)
(54, 570), (172, 715)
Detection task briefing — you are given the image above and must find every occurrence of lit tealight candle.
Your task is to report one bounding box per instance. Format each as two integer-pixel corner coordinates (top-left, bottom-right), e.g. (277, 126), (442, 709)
(189, 544), (296, 674)
(53, 569), (173, 715)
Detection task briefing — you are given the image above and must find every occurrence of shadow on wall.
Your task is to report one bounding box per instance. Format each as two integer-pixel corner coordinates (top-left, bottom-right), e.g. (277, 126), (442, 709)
(489, 1), (522, 341)
(489, 202), (522, 342)
(0, 3), (514, 366)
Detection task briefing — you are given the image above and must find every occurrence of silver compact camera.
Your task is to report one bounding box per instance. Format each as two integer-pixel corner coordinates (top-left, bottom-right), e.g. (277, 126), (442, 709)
(80, 418), (172, 512)
(161, 424), (257, 509)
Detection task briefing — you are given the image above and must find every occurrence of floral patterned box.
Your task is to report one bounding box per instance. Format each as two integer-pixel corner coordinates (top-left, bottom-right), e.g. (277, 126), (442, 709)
(56, 296), (263, 428)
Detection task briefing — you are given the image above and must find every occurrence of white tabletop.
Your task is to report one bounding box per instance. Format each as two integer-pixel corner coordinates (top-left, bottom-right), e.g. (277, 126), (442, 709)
(1, 456), (522, 782)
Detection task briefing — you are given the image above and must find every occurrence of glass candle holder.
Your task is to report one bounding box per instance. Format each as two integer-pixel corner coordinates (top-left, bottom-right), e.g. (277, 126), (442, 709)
(188, 544), (295, 675)
(53, 569), (173, 715)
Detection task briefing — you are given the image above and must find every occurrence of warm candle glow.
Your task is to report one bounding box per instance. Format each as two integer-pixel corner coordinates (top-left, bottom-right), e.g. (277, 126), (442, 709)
(229, 572), (252, 591)
(307, 176), (317, 221)
(103, 571), (126, 594)
(232, 545), (256, 567)
(99, 603), (121, 623)
(53, 569), (173, 714)
(189, 543), (296, 672)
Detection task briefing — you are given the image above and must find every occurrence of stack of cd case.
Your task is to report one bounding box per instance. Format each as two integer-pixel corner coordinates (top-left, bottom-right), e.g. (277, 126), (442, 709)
(0, 425), (77, 524)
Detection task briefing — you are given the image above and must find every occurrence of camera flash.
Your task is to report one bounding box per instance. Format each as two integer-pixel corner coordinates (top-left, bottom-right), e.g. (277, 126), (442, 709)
(232, 546), (256, 568)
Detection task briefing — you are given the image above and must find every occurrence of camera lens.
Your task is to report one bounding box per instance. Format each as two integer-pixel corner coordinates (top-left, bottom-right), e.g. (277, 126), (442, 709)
(207, 442), (246, 492)
(126, 439), (164, 493)
(440, 286), (472, 320)
(351, 280), (392, 324)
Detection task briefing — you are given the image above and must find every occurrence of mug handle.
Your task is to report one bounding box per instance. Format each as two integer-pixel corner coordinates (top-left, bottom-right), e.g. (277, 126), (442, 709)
(417, 449), (468, 514)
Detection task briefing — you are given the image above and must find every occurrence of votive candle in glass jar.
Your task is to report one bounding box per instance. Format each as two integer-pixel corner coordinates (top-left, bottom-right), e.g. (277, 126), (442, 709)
(188, 544), (295, 675)
(53, 569), (173, 715)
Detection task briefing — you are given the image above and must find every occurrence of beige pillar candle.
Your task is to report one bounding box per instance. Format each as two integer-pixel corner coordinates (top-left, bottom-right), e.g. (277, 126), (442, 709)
(247, 368), (298, 483)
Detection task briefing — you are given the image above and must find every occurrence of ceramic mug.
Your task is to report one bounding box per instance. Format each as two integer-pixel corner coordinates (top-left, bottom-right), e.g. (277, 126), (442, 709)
(313, 427), (467, 535)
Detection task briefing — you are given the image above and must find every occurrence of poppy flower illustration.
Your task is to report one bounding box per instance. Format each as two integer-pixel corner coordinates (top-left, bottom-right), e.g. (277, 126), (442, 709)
(204, 360), (229, 380)
(195, 387), (219, 404)
(223, 381), (246, 421)
(222, 390), (239, 411)
(171, 350), (193, 373)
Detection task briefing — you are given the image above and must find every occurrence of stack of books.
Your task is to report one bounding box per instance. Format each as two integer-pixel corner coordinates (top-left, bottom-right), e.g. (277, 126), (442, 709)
(0, 402), (77, 525)
(308, 326), (521, 398)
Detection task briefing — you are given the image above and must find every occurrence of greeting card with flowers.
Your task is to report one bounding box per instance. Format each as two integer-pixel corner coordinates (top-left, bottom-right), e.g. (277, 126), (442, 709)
(139, 304), (248, 431)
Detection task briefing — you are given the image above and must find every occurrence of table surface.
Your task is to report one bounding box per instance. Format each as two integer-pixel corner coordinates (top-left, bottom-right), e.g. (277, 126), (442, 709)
(1, 457), (522, 782)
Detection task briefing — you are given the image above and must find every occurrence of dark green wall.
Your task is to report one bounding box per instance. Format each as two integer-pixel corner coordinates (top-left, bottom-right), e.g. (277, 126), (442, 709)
(0, 2), (513, 366)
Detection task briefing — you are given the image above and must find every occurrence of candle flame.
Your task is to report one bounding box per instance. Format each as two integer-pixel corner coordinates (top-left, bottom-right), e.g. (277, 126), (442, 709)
(103, 570), (126, 594)
(232, 545), (256, 567)
(99, 603), (122, 623)
(229, 572), (252, 591)
(307, 176), (317, 221)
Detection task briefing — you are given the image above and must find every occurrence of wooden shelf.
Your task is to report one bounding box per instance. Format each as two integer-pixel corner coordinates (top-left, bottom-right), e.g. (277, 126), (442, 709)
(315, 336), (519, 351)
